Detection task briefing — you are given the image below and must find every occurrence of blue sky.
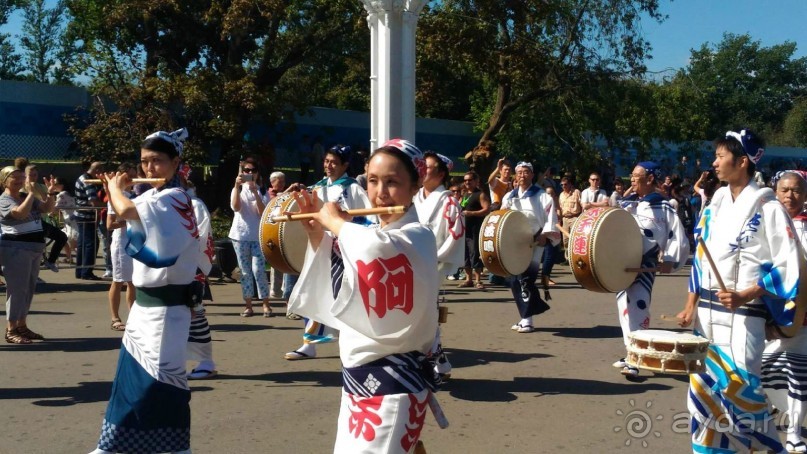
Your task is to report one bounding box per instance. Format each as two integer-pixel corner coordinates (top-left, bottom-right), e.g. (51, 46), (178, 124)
(639, 0), (807, 76)
(3, 1), (806, 76)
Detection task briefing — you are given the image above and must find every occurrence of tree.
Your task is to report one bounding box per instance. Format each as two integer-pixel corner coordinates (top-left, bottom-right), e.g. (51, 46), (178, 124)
(19, 0), (66, 83)
(683, 33), (807, 140)
(0, 0), (23, 80)
(417, 0), (665, 165)
(64, 1), (367, 164)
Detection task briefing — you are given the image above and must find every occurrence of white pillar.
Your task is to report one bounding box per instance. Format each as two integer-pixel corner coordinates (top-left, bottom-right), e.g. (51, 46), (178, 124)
(361, 0), (427, 151)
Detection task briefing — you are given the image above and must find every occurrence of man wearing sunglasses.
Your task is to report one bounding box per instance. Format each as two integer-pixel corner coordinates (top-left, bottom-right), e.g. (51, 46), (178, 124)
(581, 172), (608, 211)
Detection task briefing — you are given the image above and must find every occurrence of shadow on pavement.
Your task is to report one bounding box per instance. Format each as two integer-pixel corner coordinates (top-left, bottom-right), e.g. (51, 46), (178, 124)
(209, 323), (298, 332)
(37, 282), (110, 293)
(0, 381), (112, 406)
(446, 376), (674, 402)
(533, 324), (623, 339)
(217, 370), (342, 388)
(446, 348), (551, 369)
(0, 337), (122, 353)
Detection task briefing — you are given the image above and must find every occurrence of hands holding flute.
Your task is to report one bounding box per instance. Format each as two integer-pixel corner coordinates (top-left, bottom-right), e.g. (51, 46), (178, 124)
(291, 191), (350, 244)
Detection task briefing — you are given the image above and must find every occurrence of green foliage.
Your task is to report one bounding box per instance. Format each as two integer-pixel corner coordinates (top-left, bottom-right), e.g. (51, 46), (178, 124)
(19, 0), (65, 83)
(416, 0), (665, 166)
(682, 33), (807, 140)
(780, 98), (807, 147)
(63, 0), (366, 165)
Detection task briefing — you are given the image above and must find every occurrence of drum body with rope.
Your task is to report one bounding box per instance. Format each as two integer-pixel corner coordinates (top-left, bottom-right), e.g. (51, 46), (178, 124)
(259, 192), (321, 275)
(479, 209), (534, 278)
(568, 207), (643, 293)
(626, 329), (710, 374)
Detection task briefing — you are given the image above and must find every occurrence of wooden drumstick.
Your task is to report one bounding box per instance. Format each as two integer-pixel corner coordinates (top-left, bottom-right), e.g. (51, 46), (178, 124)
(659, 314), (686, 323)
(625, 267), (661, 273)
(85, 178), (166, 184)
(270, 205), (405, 222)
(698, 237), (727, 292)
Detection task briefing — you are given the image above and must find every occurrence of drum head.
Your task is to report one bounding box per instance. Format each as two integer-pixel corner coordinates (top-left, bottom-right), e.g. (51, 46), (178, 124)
(259, 193), (318, 275)
(590, 208), (643, 292)
(629, 329), (708, 345)
(479, 210), (534, 277)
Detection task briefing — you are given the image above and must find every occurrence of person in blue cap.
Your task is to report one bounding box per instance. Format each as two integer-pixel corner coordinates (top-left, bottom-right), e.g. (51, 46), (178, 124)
(284, 144), (372, 360)
(612, 160), (690, 378)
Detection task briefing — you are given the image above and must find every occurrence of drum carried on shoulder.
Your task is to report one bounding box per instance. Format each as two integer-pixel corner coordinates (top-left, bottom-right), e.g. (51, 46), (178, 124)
(568, 207), (644, 293)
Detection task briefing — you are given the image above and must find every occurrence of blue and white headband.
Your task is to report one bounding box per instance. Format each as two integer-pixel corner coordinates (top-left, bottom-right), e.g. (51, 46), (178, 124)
(436, 153), (454, 171)
(637, 161), (662, 180)
(145, 128), (188, 156)
(328, 144), (352, 162)
(726, 129), (764, 164)
(515, 161), (533, 172)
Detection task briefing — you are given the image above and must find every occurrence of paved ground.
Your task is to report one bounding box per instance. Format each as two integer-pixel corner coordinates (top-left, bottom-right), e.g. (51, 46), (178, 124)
(0, 262), (770, 453)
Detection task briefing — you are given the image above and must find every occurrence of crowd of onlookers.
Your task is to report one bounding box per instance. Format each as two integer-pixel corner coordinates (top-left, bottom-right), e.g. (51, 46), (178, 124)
(4, 150), (804, 345)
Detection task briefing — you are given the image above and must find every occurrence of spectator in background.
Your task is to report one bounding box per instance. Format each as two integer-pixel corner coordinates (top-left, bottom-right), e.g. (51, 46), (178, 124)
(24, 164), (66, 272)
(581, 171), (608, 210)
(229, 157), (271, 317)
(487, 158), (513, 210)
(537, 166), (560, 194)
(558, 177), (582, 260)
(106, 162), (138, 332)
(52, 176), (78, 264)
(0, 166), (56, 343)
(610, 178), (627, 207)
(661, 175), (673, 198)
(459, 171), (490, 289)
(74, 161), (105, 280)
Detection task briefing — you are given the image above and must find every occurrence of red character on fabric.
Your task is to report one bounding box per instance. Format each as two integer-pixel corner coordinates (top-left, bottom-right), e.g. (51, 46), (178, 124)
(203, 233), (215, 263)
(443, 196), (465, 240)
(170, 193), (199, 239)
(400, 393), (429, 452)
(357, 254), (414, 318)
(347, 395), (384, 442)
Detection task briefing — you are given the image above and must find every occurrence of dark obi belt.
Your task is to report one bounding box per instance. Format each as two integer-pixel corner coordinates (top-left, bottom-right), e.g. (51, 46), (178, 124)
(698, 288), (770, 319)
(136, 284), (197, 308)
(342, 351), (437, 397)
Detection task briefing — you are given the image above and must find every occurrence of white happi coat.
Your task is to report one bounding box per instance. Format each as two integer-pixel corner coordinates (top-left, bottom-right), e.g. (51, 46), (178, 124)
(620, 192), (689, 269)
(289, 207), (438, 366)
(313, 172), (372, 213)
(191, 193), (214, 276)
(414, 186), (465, 274)
(127, 187), (205, 287)
(501, 184), (559, 262)
(692, 183), (800, 316)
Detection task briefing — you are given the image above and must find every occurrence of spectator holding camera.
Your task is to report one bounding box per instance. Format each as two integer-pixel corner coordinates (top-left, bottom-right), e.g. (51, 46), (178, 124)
(229, 157), (271, 318)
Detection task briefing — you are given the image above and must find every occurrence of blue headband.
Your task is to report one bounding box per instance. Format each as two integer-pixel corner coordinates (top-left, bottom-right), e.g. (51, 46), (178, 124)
(726, 129), (764, 164)
(637, 161), (662, 180)
(328, 144), (352, 163)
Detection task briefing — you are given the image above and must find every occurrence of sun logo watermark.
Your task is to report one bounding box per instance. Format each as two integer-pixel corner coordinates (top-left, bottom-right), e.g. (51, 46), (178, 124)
(614, 399), (664, 447)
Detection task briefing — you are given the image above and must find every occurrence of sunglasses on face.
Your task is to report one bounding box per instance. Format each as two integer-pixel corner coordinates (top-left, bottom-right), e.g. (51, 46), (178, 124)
(242, 168), (256, 173)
